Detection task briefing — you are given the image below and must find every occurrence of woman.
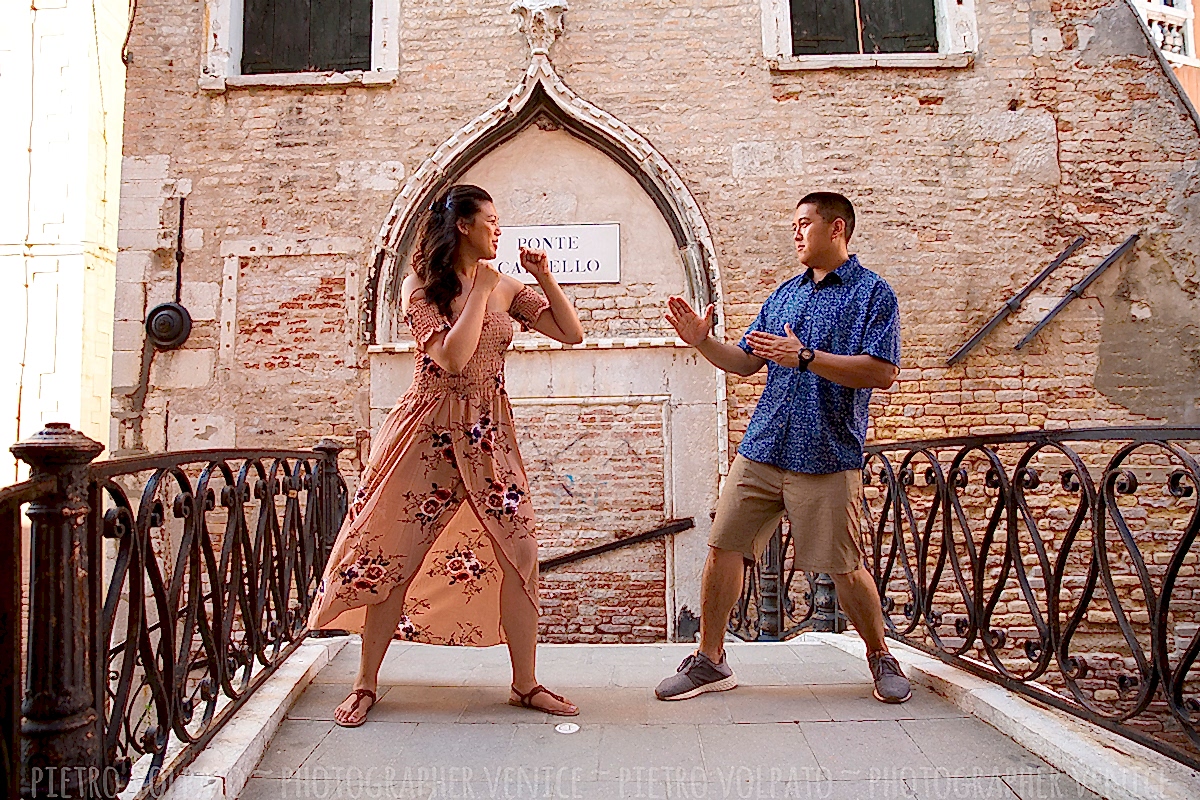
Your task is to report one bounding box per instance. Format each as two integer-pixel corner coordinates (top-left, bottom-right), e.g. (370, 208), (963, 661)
(309, 184), (585, 725)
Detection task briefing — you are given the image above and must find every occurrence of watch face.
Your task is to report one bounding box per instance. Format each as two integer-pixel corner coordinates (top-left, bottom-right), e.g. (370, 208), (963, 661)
(801, 348), (815, 361)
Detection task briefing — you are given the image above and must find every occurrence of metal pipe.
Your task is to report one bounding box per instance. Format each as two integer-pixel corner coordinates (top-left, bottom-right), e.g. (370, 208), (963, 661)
(1015, 234), (1140, 351)
(946, 236), (1085, 365)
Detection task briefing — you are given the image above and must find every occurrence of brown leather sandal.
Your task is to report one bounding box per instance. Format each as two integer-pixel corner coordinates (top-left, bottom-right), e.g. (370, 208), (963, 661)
(333, 688), (377, 728)
(508, 684), (579, 717)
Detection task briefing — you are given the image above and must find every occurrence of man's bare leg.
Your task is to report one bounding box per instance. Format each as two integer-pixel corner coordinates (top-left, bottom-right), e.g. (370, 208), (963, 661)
(831, 565), (911, 703)
(830, 566), (887, 653)
(698, 546), (747, 662)
(656, 545), (743, 700)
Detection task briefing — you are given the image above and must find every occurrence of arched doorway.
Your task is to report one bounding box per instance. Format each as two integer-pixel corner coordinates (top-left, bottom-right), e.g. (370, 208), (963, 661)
(362, 8), (726, 640)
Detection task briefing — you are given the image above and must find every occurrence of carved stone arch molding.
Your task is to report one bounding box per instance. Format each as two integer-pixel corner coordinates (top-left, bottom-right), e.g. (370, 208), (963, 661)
(364, 2), (727, 642)
(362, 2), (724, 344)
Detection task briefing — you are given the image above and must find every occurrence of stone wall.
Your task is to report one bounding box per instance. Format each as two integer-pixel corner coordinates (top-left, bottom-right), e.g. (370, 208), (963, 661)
(115, 0), (1200, 641)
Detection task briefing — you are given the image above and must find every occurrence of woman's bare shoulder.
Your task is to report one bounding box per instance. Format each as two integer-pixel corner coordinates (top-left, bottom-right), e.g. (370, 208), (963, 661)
(499, 273), (526, 303)
(401, 274), (425, 313)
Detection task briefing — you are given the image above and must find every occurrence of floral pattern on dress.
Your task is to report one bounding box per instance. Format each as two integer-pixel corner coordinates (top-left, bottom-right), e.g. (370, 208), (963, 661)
(336, 552), (391, 595)
(465, 413), (498, 456)
(396, 615), (418, 641)
(482, 479), (524, 520)
(308, 287), (551, 647)
(413, 483), (459, 525)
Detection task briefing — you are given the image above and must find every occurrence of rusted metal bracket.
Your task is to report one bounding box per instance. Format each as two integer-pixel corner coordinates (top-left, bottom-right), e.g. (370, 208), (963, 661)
(946, 236), (1085, 366)
(1015, 233), (1140, 351)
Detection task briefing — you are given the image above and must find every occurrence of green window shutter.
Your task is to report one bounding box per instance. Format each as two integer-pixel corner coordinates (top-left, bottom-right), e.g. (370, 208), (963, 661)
(790, 0), (859, 56)
(859, 0), (939, 54)
(310, 0), (373, 72)
(243, 0), (372, 75)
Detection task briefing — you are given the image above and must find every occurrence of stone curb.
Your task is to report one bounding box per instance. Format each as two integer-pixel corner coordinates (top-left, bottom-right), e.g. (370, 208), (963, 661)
(161, 635), (352, 800)
(801, 632), (1200, 800)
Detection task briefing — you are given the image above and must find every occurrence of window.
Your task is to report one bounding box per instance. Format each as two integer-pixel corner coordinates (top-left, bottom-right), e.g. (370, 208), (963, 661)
(790, 0), (937, 56)
(1135, 0), (1199, 67)
(760, 0), (976, 69)
(243, 0), (373, 75)
(200, 0), (400, 91)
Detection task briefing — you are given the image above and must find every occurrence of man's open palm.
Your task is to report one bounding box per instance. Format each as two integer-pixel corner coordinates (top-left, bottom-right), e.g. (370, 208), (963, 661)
(666, 296), (713, 346)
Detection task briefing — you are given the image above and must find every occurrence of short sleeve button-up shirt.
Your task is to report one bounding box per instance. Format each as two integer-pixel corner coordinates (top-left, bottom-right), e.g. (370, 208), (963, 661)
(736, 255), (901, 475)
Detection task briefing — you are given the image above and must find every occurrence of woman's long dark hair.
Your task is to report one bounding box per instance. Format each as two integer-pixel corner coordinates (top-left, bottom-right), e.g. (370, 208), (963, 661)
(412, 184), (494, 319)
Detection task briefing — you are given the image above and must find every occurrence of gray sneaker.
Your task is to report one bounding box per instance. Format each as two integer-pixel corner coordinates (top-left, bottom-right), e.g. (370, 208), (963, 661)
(655, 651), (737, 701)
(868, 651), (912, 703)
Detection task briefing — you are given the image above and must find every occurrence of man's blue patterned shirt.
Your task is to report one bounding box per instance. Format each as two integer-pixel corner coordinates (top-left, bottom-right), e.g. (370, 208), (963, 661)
(736, 255), (901, 475)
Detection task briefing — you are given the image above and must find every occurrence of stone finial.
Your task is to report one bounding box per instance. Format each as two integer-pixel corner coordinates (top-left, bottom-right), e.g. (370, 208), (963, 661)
(510, 0), (569, 57)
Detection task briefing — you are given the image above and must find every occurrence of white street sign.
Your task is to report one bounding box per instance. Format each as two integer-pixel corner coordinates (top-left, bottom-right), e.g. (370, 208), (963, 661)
(495, 223), (621, 284)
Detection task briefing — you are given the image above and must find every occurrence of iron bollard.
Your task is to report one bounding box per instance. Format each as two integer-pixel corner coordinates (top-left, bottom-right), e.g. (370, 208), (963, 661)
(10, 423), (106, 799)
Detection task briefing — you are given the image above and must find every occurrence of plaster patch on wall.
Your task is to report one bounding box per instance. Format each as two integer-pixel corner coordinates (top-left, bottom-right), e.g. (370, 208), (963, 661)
(1096, 229), (1200, 424)
(1075, 5), (1152, 68)
(732, 142), (805, 179)
(1076, 24), (1096, 51)
(944, 111), (1061, 186)
(1031, 27), (1064, 56)
(335, 160), (405, 192)
(168, 413), (235, 449)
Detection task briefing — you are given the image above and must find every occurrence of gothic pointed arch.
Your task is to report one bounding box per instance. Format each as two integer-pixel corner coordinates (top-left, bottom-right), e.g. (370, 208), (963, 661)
(362, 8), (723, 344)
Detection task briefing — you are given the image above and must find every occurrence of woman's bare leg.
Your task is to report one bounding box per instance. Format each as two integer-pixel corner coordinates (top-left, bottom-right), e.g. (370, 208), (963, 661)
(333, 575), (411, 725)
(496, 547), (576, 714)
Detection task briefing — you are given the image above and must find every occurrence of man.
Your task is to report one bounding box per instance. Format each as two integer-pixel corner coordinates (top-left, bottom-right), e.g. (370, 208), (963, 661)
(657, 192), (910, 704)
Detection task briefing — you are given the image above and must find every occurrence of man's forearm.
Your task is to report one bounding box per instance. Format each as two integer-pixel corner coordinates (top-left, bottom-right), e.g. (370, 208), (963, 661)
(696, 337), (764, 376)
(809, 352), (897, 389)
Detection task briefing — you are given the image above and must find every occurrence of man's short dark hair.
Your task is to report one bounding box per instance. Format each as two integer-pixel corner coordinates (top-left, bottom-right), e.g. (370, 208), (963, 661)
(797, 192), (855, 243)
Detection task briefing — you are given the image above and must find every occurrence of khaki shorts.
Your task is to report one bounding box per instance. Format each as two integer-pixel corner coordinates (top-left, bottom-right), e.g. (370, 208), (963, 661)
(708, 454), (866, 575)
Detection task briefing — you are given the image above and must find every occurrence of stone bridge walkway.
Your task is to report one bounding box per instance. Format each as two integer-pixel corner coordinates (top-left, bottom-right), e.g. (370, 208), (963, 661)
(241, 640), (1100, 800)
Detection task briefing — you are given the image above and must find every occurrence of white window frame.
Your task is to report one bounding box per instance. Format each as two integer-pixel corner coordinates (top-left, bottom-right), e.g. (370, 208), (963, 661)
(200, 0), (401, 91)
(761, 0), (977, 70)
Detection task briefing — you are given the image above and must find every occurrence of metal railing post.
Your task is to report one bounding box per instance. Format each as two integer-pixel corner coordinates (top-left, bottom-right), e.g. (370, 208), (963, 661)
(10, 423), (105, 799)
(756, 526), (783, 641)
(312, 439), (345, 577)
(808, 573), (848, 633)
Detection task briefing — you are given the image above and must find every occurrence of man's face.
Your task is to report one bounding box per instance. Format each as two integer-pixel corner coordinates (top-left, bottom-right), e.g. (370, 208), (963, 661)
(792, 203), (839, 267)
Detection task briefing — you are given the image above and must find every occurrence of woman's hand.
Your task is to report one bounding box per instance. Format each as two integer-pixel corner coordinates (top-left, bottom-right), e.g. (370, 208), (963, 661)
(474, 261), (503, 295)
(519, 247), (551, 282)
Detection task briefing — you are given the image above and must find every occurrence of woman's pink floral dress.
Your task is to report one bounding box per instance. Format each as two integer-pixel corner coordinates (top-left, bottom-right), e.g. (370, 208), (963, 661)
(309, 286), (551, 645)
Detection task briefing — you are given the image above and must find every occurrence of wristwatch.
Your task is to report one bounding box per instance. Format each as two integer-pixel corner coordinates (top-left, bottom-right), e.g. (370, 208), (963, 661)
(797, 347), (816, 372)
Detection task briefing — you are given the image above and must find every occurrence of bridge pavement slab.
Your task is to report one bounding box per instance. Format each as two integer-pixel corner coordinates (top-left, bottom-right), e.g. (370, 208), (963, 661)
(242, 640), (1103, 800)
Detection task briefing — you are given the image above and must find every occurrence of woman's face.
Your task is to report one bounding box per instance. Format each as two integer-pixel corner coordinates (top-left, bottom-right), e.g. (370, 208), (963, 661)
(457, 201), (501, 262)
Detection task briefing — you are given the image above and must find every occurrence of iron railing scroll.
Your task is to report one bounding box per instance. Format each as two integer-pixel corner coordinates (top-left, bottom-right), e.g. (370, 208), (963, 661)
(732, 427), (1200, 770)
(728, 521), (849, 642)
(4, 424), (348, 799)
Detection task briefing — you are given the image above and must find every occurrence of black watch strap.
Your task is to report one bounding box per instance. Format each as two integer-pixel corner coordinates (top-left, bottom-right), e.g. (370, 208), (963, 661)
(798, 348), (815, 372)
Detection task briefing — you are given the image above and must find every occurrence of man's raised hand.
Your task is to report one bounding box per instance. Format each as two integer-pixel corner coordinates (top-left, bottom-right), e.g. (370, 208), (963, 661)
(666, 296), (714, 346)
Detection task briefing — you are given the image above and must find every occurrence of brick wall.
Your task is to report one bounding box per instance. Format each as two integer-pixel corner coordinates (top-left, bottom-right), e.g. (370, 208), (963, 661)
(116, 0), (1200, 642)
(515, 402), (669, 643)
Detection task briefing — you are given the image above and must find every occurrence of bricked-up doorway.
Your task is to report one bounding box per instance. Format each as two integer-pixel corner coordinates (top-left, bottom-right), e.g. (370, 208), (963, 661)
(364, 58), (726, 642)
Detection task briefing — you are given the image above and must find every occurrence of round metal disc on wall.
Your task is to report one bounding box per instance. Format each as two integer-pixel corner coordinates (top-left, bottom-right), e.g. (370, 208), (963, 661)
(145, 302), (193, 350)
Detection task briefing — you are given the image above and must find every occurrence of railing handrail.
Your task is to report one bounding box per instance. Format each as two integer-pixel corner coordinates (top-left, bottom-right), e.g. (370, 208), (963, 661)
(89, 447), (331, 478)
(0, 476), (56, 507)
(866, 424), (1200, 454)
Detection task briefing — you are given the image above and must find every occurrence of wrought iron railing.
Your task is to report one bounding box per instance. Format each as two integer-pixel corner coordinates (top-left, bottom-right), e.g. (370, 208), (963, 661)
(2, 423), (347, 799)
(732, 426), (1200, 769)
